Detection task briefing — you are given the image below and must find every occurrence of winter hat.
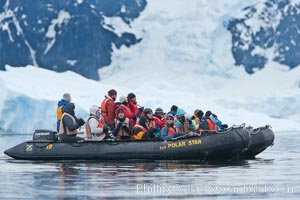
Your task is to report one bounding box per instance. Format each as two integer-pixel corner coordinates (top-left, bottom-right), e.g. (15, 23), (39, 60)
(154, 107), (164, 115)
(63, 93), (71, 102)
(170, 105), (178, 112)
(205, 111), (212, 118)
(127, 93), (136, 99)
(143, 108), (153, 115)
(139, 116), (148, 129)
(116, 108), (124, 115)
(64, 103), (75, 116)
(209, 114), (218, 124)
(176, 108), (186, 116)
(166, 113), (174, 120)
(108, 89), (117, 97)
(89, 105), (99, 115)
(194, 109), (204, 119)
(119, 96), (127, 103)
(194, 109), (200, 116)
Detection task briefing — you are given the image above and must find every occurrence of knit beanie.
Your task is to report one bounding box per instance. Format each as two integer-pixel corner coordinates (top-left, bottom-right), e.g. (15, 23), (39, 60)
(127, 93), (136, 99)
(108, 89), (117, 97)
(170, 105), (178, 112)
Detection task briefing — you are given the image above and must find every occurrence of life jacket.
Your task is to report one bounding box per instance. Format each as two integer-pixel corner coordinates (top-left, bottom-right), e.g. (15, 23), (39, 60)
(206, 119), (218, 131)
(128, 100), (140, 115)
(59, 113), (78, 135)
(114, 118), (130, 137)
(56, 105), (64, 120)
(85, 116), (104, 138)
(116, 104), (134, 119)
(99, 116), (106, 125)
(100, 97), (114, 118)
(192, 117), (200, 131)
(132, 125), (147, 140)
(148, 119), (156, 129)
(167, 125), (179, 136)
(179, 121), (189, 133)
(154, 116), (165, 129)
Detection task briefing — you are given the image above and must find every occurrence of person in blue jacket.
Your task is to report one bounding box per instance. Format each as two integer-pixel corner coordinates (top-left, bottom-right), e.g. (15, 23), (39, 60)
(56, 93), (71, 132)
(174, 108), (195, 133)
(212, 113), (228, 131)
(167, 105), (178, 116)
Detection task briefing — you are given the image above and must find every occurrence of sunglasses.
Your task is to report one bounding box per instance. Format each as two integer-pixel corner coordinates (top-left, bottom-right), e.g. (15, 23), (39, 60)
(166, 118), (173, 120)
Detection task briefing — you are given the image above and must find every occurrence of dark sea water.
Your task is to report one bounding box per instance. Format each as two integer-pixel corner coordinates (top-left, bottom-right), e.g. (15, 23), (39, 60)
(0, 130), (299, 199)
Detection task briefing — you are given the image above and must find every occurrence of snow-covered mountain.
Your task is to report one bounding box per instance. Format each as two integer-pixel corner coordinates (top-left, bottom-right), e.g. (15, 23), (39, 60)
(228, 0), (300, 73)
(0, 0), (299, 134)
(1, 0), (300, 79)
(0, 0), (146, 80)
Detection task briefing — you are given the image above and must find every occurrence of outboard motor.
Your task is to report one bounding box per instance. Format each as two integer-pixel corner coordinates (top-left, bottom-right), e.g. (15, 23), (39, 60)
(33, 129), (57, 142)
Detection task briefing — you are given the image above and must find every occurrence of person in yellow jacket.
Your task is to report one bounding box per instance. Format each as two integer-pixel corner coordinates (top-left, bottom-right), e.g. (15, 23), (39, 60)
(191, 109), (204, 131)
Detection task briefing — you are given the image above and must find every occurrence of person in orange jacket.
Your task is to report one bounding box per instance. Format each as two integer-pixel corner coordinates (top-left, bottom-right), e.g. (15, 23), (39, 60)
(100, 89), (117, 125)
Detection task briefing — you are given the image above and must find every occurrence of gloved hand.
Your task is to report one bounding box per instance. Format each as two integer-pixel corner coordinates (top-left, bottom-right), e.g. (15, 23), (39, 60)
(132, 114), (137, 121)
(178, 115), (185, 123)
(190, 116), (196, 120)
(221, 124), (228, 129)
(148, 128), (156, 138)
(103, 126), (109, 133)
(78, 118), (85, 126)
(138, 107), (144, 112)
(148, 127), (156, 134)
(117, 122), (124, 128)
(122, 126), (131, 134)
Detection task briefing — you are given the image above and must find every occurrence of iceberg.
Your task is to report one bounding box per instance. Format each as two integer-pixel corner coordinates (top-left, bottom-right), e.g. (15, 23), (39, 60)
(0, 65), (299, 134)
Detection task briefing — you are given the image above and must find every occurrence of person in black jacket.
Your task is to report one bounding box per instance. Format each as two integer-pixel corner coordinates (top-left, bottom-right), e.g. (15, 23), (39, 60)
(58, 103), (85, 142)
(132, 116), (156, 140)
(110, 108), (133, 140)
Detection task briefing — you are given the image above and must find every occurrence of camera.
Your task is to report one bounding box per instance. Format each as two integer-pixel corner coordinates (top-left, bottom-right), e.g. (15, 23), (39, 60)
(178, 115), (185, 123)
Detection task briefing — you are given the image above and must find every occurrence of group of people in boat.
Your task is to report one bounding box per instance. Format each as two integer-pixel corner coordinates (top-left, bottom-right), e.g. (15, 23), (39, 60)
(56, 90), (228, 142)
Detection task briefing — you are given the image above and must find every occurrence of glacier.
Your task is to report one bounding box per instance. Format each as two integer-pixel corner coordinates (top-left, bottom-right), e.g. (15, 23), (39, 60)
(0, 0), (300, 134)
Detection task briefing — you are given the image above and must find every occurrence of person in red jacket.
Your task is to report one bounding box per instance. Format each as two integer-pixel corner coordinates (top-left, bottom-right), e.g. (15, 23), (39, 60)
(100, 89), (117, 125)
(115, 96), (135, 120)
(127, 93), (144, 116)
(153, 107), (166, 129)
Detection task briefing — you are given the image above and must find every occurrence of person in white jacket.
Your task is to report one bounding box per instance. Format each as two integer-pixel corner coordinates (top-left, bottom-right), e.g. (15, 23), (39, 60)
(85, 105), (109, 140)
